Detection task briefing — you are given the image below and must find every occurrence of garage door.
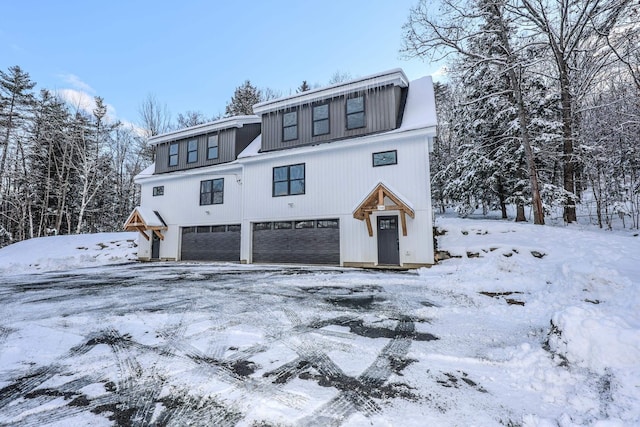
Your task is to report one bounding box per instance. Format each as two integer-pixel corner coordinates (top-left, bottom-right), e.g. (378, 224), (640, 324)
(181, 225), (241, 261)
(252, 219), (340, 264)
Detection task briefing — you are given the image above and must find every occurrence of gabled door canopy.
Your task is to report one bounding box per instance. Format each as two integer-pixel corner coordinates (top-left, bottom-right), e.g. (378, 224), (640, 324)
(353, 183), (415, 237)
(124, 207), (168, 241)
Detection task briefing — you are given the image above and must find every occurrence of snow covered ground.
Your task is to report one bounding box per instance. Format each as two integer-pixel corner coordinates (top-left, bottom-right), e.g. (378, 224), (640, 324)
(0, 218), (638, 426)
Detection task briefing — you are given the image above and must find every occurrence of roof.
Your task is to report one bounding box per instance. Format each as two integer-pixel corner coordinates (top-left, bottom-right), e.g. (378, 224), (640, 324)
(148, 115), (261, 146)
(123, 206), (167, 229)
(253, 68), (409, 115)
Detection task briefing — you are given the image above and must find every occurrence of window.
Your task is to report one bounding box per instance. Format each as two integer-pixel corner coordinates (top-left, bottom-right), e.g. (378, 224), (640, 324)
(372, 150), (397, 167)
(273, 163), (305, 197)
(312, 103), (330, 136)
(253, 222), (272, 231)
(187, 139), (198, 163)
(346, 95), (365, 129)
(168, 143), (179, 166)
(295, 220), (315, 229)
(283, 110), (298, 141)
(274, 221), (293, 230)
(317, 219), (339, 229)
(207, 134), (219, 160)
(153, 186), (164, 196)
(200, 178), (224, 205)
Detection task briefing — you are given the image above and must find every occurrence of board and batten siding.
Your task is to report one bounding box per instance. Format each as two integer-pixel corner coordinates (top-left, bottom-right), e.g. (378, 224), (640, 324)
(260, 85), (403, 152)
(240, 132), (434, 265)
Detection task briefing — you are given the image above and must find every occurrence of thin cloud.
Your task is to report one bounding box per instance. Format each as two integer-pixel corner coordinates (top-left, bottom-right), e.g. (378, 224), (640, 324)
(58, 73), (95, 93)
(56, 88), (117, 123)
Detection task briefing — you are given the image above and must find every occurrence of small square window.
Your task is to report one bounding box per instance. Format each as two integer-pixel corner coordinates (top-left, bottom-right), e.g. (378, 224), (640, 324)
(207, 134), (219, 160)
(372, 150), (397, 167)
(168, 143), (179, 166)
(283, 110), (298, 141)
(200, 178), (224, 205)
(187, 139), (198, 163)
(153, 186), (164, 196)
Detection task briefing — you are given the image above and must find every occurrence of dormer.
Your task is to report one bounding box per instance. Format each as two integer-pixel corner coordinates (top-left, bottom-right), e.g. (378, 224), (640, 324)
(150, 116), (261, 174)
(253, 69), (409, 153)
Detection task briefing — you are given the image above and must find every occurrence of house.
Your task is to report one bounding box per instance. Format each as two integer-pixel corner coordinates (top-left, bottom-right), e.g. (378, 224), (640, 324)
(125, 69), (438, 268)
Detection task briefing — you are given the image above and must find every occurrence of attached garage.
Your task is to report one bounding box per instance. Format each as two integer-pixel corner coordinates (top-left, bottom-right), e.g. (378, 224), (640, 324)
(252, 219), (340, 265)
(181, 225), (241, 261)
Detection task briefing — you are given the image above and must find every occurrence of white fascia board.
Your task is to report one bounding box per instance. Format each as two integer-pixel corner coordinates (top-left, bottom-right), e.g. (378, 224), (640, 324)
(238, 125), (436, 165)
(253, 69), (409, 114)
(148, 115), (261, 146)
(135, 161), (243, 184)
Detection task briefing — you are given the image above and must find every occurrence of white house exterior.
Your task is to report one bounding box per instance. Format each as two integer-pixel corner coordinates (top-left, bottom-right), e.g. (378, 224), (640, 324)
(127, 69), (438, 268)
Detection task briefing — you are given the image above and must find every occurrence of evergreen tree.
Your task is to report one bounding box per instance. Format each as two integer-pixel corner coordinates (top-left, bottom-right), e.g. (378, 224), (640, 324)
(297, 80), (311, 92)
(225, 80), (262, 116)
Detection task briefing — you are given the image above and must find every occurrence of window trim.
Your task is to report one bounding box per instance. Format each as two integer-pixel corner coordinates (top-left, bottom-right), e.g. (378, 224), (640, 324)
(372, 150), (398, 167)
(207, 134), (219, 160)
(346, 94), (365, 130)
(312, 102), (330, 136)
(199, 178), (224, 205)
(187, 139), (198, 164)
(272, 163), (305, 197)
(282, 110), (298, 142)
(152, 185), (164, 196)
(168, 142), (179, 167)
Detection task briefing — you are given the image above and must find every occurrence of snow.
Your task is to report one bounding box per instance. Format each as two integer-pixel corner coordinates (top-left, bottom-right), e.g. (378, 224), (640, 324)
(0, 217), (639, 425)
(393, 75), (438, 132)
(0, 232), (138, 276)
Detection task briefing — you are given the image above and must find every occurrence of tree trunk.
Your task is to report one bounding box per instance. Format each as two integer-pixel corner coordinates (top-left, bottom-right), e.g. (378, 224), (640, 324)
(516, 203), (526, 222)
(560, 70), (577, 223)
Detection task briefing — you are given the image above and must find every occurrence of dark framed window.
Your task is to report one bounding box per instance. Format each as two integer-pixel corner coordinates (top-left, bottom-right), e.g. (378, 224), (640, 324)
(153, 186), (164, 196)
(273, 163), (305, 197)
(312, 103), (330, 136)
(182, 226), (195, 234)
(187, 139), (198, 163)
(168, 143), (179, 166)
(372, 150), (397, 167)
(253, 222), (272, 231)
(274, 221), (293, 230)
(295, 220), (315, 229)
(317, 219), (339, 229)
(227, 224), (241, 232)
(211, 225), (226, 232)
(283, 110), (298, 141)
(200, 178), (224, 205)
(197, 226), (211, 233)
(346, 95), (365, 130)
(207, 134), (219, 160)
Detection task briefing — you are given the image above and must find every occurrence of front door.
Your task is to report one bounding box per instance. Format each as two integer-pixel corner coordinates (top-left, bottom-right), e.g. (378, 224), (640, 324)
(151, 232), (160, 260)
(377, 216), (399, 265)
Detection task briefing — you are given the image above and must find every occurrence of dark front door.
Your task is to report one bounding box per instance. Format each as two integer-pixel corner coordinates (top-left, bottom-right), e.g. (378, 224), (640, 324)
(151, 232), (160, 260)
(377, 216), (399, 265)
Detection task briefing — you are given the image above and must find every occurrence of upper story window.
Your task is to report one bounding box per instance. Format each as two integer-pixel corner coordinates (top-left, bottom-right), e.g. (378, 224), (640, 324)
(312, 103), (330, 136)
(153, 186), (164, 196)
(273, 163), (305, 197)
(187, 139), (198, 163)
(200, 178), (224, 205)
(346, 95), (365, 130)
(207, 134), (219, 160)
(372, 150), (397, 167)
(283, 110), (298, 142)
(168, 143), (179, 166)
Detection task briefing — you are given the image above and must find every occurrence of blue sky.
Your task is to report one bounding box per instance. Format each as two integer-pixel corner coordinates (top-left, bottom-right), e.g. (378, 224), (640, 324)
(0, 1), (442, 127)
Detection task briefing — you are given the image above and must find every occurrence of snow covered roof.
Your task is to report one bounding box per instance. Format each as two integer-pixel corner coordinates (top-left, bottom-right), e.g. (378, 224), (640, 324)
(237, 134), (262, 159)
(392, 75), (437, 132)
(148, 115), (261, 146)
(253, 68), (409, 114)
(123, 206), (167, 229)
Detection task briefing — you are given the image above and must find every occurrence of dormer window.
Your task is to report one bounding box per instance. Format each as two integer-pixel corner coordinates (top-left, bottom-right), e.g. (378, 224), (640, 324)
(283, 110), (298, 141)
(207, 134), (219, 159)
(346, 95), (365, 130)
(168, 143), (179, 167)
(312, 103), (330, 136)
(187, 139), (198, 163)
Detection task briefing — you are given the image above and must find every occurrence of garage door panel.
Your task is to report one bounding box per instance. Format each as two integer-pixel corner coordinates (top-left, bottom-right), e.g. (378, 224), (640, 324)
(252, 221), (339, 264)
(181, 226), (240, 261)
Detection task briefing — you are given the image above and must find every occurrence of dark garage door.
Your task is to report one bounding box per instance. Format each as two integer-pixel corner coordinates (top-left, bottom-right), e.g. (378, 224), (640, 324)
(181, 225), (241, 261)
(252, 219), (340, 264)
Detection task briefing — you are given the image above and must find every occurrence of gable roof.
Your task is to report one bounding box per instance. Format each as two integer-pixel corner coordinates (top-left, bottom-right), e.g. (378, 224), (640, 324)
(253, 69), (409, 115)
(148, 115), (261, 146)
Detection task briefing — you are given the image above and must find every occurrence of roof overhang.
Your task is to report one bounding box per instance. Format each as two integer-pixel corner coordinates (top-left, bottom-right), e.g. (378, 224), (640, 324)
(148, 115), (261, 146)
(123, 207), (168, 241)
(353, 183), (415, 237)
(253, 69), (409, 115)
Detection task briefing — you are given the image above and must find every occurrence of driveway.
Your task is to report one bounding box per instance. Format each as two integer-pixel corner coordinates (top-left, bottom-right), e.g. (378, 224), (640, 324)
(0, 263), (449, 426)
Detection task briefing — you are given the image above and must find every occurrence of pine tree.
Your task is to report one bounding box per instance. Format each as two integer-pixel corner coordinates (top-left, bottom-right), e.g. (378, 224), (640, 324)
(297, 80), (311, 92)
(225, 80), (262, 116)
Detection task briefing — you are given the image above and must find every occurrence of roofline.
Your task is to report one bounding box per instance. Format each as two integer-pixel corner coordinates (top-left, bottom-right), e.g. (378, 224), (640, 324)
(148, 115), (261, 146)
(253, 68), (410, 114)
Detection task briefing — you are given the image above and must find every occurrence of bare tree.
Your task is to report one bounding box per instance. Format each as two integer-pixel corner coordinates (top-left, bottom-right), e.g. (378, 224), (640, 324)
(138, 93), (171, 137)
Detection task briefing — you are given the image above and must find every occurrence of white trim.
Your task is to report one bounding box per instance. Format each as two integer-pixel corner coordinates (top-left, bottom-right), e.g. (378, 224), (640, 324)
(253, 69), (409, 114)
(148, 115), (261, 146)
